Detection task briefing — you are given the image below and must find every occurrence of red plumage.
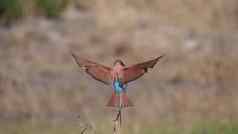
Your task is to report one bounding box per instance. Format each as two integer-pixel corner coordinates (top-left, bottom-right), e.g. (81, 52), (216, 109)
(107, 92), (133, 107)
(71, 52), (164, 107)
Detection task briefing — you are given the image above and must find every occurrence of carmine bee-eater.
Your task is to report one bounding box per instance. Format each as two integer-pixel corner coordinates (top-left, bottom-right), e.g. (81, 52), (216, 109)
(71, 53), (164, 108)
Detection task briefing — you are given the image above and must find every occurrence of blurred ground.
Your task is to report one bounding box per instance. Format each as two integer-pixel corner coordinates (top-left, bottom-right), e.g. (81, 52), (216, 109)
(0, 0), (238, 133)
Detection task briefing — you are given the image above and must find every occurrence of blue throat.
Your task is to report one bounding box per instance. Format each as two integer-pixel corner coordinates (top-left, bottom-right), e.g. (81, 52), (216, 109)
(113, 80), (126, 94)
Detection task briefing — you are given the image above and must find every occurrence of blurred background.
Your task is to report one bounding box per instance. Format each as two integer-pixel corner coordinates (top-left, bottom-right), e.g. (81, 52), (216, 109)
(0, 0), (238, 133)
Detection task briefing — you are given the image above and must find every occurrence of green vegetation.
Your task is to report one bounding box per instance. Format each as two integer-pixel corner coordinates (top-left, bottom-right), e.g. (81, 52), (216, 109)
(0, 0), (70, 23)
(36, 0), (70, 17)
(0, 0), (24, 23)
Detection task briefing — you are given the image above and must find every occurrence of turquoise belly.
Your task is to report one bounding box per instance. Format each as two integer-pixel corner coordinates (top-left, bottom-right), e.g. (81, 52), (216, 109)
(113, 80), (125, 94)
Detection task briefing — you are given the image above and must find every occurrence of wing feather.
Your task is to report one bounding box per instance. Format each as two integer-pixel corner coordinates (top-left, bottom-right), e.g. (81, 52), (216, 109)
(71, 53), (112, 85)
(122, 55), (164, 84)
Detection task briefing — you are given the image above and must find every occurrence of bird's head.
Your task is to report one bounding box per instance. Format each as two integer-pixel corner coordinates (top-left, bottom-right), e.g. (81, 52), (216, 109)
(113, 59), (125, 67)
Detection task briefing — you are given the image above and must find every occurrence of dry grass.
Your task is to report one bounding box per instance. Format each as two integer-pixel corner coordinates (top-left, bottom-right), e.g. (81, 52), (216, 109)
(0, 0), (238, 133)
(0, 27), (238, 131)
(87, 0), (238, 32)
(1, 0), (238, 31)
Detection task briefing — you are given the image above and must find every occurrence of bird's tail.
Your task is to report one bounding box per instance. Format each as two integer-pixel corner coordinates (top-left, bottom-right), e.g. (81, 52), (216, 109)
(107, 92), (133, 107)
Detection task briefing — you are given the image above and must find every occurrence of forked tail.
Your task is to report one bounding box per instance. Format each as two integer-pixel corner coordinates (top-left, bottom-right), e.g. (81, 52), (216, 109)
(107, 91), (133, 107)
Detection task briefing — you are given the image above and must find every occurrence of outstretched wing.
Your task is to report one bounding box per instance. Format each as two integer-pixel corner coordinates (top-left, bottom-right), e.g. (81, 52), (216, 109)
(122, 55), (164, 84)
(71, 53), (112, 85)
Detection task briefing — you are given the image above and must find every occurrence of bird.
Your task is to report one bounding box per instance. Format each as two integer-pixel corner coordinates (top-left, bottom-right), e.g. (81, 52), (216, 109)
(71, 53), (164, 108)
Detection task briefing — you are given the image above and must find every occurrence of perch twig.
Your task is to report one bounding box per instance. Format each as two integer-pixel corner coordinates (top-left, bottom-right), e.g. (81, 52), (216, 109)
(113, 107), (122, 134)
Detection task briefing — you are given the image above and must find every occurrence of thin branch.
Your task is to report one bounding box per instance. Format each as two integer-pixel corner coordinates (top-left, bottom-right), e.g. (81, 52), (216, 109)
(113, 108), (122, 134)
(80, 127), (88, 134)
